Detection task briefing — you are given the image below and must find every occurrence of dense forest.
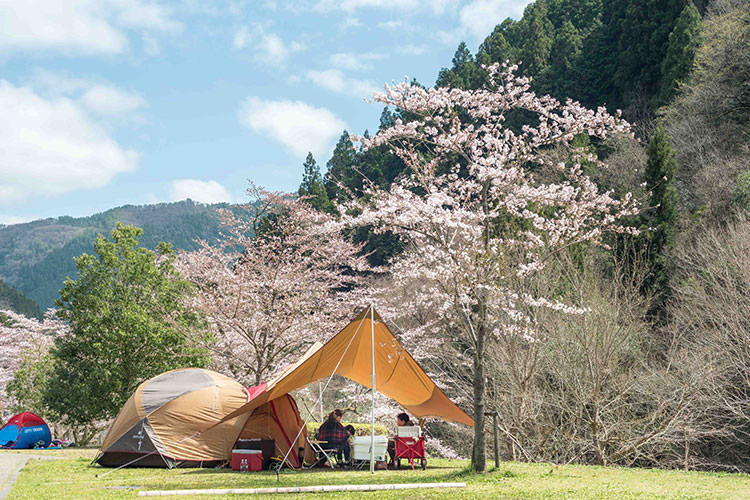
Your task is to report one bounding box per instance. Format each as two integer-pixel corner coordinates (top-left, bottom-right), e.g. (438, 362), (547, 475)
(297, 0), (750, 471)
(0, 280), (42, 319)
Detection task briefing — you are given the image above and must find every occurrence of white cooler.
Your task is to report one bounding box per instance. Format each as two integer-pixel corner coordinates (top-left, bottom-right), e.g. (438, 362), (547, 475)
(352, 435), (388, 462)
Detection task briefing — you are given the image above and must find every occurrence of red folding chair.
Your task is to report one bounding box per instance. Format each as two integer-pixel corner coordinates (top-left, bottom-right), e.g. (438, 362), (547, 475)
(394, 436), (426, 470)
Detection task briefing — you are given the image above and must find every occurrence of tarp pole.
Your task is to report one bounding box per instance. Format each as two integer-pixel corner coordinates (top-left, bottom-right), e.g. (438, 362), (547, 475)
(370, 303), (376, 474)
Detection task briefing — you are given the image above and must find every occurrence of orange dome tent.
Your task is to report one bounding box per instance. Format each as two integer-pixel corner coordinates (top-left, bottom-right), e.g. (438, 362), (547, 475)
(95, 368), (312, 468)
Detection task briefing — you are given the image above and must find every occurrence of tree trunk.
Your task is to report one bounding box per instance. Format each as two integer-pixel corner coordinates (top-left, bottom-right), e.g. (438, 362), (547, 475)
(471, 328), (487, 472)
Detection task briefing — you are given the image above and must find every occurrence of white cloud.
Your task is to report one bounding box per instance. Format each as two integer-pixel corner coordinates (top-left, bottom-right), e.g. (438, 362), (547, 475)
(341, 17), (362, 29)
(0, 214), (38, 226)
(399, 44), (426, 55)
(0, 0), (182, 55)
(238, 97), (346, 157)
(377, 20), (404, 30)
(170, 179), (234, 204)
(306, 69), (379, 99)
(112, 0), (181, 32)
(459, 0), (531, 40)
(233, 24), (305, 66)
(329, 52), (384, 71)
(0, 80), (138, 204)
(29, 70), (146, 116)
(80, 85), (146, 115)
(315, 0), (451, 13)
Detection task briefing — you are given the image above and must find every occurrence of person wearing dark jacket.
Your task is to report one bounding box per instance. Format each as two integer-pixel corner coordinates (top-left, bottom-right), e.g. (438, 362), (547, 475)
(318, 409), (350, 465)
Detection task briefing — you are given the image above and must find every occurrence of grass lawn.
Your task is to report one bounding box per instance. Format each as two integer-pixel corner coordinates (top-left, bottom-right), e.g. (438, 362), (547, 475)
(6, 448), (750, 500)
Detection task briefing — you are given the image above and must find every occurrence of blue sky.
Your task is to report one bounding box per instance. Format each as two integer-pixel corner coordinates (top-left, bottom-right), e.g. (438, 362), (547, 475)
(0, 0), (532, 225)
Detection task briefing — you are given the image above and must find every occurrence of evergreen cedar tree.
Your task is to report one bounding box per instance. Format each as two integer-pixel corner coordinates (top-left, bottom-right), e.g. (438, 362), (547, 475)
(435, 0), (701, 112)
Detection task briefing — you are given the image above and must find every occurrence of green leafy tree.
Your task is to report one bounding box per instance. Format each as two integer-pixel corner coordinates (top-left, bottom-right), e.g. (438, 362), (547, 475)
(45, 223), (209, 425)
(659, 2), (703, 104)
(7, 350), (55, 418)
(641, 127), (679, 312)
(298, 152), (334, 213)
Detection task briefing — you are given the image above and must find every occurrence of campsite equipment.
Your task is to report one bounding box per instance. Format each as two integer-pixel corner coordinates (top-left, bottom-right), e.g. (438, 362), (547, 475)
(352, 435), (387, 462)
(211, 306), (473, 474)
(98, 306), (471, 472)
(0, 412), (51, 449)
(96, 368), (312, 468)
(397, 425), (421, 438)
(394, 436), (426, 469)
(232, 449), (262, 471)
(236, 438), (275, 466)
(236, 394), (313, 468)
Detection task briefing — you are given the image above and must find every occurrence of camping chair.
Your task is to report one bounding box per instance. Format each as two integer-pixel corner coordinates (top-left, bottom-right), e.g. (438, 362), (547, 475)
(394, 426), (426, 470)
(304, 429), (340, 469)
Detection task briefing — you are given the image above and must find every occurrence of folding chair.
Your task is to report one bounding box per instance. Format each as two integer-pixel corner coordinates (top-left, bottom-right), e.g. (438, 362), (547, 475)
(305, 436), (339, 469)
(394, 436), (427, 470)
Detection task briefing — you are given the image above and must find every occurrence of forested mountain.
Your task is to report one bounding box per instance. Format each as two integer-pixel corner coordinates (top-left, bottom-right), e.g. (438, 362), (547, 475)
(435, 0), (704, 123)
(0, 279), (42, 319)
(0, 200), (225, 308)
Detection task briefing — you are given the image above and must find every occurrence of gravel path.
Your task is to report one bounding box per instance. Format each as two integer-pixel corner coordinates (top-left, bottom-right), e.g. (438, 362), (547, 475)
(0, 452), (59, 499)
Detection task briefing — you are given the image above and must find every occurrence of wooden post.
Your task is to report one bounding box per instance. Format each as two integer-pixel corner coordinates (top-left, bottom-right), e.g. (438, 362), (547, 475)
(493, 412), (499, 469)
(484, 411), (499, 468)
(370, 304), (376, 474)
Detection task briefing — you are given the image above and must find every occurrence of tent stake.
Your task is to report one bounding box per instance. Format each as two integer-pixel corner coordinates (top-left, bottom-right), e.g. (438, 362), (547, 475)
(370, 303), (376, 474)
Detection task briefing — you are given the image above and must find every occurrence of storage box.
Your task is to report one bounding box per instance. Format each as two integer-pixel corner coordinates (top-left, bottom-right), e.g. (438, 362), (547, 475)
(235, 438), (275, 464)
(397, 426), (421, 438)
(232, 449), (262, 471)
(352, 435), (388, 462)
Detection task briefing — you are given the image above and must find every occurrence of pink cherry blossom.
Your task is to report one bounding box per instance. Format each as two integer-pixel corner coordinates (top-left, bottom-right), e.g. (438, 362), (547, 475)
(176, 184), (373, 386)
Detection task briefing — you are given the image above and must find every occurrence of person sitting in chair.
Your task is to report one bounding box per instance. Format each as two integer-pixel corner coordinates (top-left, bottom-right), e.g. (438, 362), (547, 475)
(388, 412), (414, 466)
(318, 409), (351, 466)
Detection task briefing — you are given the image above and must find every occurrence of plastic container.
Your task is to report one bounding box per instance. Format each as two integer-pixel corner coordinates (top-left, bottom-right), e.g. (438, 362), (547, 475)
(352, 435), (388, 462)
(231, 449), (262, 471)
(397, 426), (421, 438)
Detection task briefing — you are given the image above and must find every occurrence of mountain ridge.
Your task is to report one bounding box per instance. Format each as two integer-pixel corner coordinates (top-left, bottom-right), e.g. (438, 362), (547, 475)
(0, 199), (227, 308)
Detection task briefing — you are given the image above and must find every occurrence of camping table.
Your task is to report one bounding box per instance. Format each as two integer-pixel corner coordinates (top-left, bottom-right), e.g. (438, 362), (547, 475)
(305, 439), (337, 469)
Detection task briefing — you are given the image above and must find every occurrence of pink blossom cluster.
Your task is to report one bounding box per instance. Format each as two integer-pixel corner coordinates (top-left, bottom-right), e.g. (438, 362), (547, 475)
(0, 309), (67, 412)
(347, 63), (640, 346)
(176, 184), (373, 386)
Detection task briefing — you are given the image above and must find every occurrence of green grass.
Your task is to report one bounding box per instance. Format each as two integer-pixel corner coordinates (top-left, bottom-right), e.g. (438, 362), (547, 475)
(7, 449), (750, 500)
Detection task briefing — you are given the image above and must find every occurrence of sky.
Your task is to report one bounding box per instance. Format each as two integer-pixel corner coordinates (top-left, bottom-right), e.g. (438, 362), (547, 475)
(0, 0), (533, 225)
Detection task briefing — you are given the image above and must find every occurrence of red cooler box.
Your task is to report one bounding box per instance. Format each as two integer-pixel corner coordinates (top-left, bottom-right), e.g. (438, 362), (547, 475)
(232, 449), (262, 471)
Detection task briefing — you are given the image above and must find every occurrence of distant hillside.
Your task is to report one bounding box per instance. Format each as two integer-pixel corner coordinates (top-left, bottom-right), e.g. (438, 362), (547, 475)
(0, 279), (43, 319)
(0, 200), (226, 308)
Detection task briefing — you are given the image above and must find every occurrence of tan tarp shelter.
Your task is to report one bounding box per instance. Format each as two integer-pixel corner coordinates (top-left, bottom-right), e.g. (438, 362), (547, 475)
(218, 307), (474, 428)
(96, 368), (312, 468)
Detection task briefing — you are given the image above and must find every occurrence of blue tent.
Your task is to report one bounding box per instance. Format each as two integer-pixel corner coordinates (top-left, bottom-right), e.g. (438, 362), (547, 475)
(0, 412), (51, 449)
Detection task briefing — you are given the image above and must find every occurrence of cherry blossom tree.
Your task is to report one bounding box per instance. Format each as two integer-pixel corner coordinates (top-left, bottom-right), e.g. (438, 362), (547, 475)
(0, 309), (66, 416)
(176, 184), (372, 386)
(346, 63), (639, 471)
